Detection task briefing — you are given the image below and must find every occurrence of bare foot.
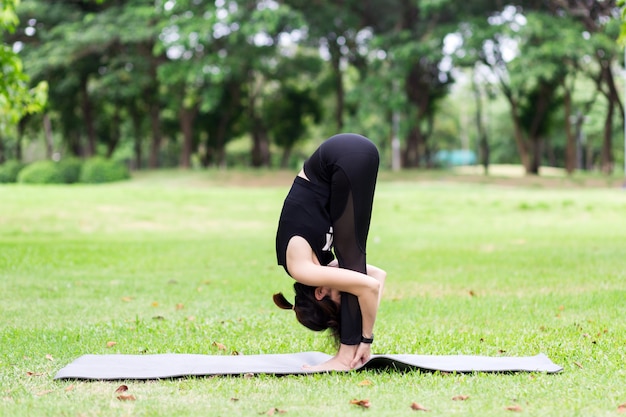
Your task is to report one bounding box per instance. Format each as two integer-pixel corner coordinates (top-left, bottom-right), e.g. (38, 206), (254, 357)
(302, 355), (352, 372)
(302, 344), (357, 371)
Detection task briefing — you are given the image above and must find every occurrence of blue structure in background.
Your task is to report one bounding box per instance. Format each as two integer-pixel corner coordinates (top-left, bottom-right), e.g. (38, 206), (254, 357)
(435, 149), (477, 166)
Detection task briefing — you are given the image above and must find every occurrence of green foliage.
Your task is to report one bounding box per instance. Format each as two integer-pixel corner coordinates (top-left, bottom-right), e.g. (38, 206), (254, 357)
(57, 157), (83, 184)
(0, 160), (24, 183)
(79, 157), (130, 183)
(0, 0), (47, 129)
(16, 160), (64, 184)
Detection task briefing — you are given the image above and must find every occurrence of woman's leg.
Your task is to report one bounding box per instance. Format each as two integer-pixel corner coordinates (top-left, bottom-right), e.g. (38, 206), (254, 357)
(325, 135), (379, 345)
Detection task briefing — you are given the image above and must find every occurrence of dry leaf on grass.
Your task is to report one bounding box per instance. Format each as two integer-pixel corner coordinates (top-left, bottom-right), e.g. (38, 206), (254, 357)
(26, 371), (44, 377)
(36, 390), (54, 396)
(151, 301), (159, 307)
(117, 394), (136, 401)
(121, 296), (133, 302)
(350, 398), (371, 408)
(45, 354), (54, 361)
(452, 395), (469, 401)
(410, 402), (429, 411)
(115, 385), (129, 393)
(212, 342), (227, 351)
(176, 303), (184, 310)
(573, 361), (583, 369)
(106, 341), (117, 348)
(505, 404), (523, 412)
(65, 384), (75, 392)
(617, 403), (626, 414)
(264, 407), (287, 415)
(358, 379), (373, 386)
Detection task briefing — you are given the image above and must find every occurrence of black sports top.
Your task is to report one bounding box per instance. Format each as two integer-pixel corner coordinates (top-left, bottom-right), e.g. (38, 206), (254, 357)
(275, 176), (334, 275)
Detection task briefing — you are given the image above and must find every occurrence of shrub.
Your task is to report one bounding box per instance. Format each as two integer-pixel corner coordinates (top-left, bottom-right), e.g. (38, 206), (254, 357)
(58, 157), (83, 184)
(79, 157), (130, 184)
(17, 161), (65, 184)
(0, 160), (25, 183)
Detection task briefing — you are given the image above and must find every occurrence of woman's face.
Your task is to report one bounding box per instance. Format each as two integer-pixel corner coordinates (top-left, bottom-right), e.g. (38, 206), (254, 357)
(315, 286), (341, 305)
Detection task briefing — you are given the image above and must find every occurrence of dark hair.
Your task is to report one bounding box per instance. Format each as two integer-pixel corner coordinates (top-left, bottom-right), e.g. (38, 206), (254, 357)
(273, 282), (340, 343)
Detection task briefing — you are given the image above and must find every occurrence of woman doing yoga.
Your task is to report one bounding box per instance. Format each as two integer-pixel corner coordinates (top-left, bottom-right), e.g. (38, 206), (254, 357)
(274, 133), (386, 371)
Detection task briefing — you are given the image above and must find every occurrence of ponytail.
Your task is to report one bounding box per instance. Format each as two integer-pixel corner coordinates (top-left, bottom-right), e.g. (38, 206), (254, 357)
(273, 283), (341, 344)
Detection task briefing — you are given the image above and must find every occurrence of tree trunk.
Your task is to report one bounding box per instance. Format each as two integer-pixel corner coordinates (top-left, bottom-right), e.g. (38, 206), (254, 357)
(403, 126), (422, 167)
(179, 104), (198, 169)
(129, 106), (143, 170)
(506, 97), (530, 171)
(329, 41), (344, 130)
(598, 62), (623, 175)
(0, 133), (5, 163)
(251, 127), (270, 167)
(601, 98), (614, 174)
(528, 137), (541, 175)
(248, 84), (271, 168)
(16, 118), (25, 162)
(280, 146), (292, 169)
(106, 107), (121, 158)
(563, 88), (576, 174)
(43, 114), (54, 160)
(148, 102), (162, 168)
(80, 76), (96, 157)
(472, 71), (489, 174)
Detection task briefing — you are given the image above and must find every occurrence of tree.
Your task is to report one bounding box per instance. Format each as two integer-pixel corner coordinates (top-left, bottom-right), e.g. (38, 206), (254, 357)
(0, 0), (47, 162)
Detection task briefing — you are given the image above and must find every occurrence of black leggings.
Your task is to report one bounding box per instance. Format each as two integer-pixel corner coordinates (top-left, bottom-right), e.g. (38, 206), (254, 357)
(304, 133), (379, 345)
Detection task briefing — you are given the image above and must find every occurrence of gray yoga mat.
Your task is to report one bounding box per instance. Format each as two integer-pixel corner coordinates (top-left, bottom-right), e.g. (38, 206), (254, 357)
(54, 351), (562, 380)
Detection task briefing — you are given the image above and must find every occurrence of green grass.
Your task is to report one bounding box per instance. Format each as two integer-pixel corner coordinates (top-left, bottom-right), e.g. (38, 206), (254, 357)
(1, 170), (625, 416)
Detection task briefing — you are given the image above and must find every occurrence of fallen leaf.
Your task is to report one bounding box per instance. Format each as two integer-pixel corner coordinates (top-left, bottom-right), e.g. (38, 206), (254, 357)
(350, 398), (371, 408)
(498, 349), (507, 354)
(558, 305), (564, 311)
(106, 341), (117, 348)
(176, 303), (184, 310)
(452, 395), (469, 401)
(152, 316), (165, 320)
(231, 350), (240, 356)
(65, 384), (75, 392)
(573, 361), (583, 369)
(117, 394), (136, 401)
(410, 402), (429, 411)
(505, 405), (523, 412)
(244, 373), (255, 378)
(151, 301), (159, 307)
(230, 397), (239, 402)
(115, 385), (129, 393)
(168, 279), (178, 285)
(187, 316), (196, 321)
(264, 407), (287, 415)
(36, 390), (54, 396)
(358, 379), (373, 386)
(121, 296), (133, 302)
(26, 371), (44, 377)
(469, 290), (476, 297)
(45, 354), (54, 361)
(617, 403), (626, 414)
(212, 342), (227, 351)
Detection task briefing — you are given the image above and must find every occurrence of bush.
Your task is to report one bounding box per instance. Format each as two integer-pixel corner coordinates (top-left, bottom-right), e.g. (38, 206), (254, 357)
(17, 161), (65, 184)
(58, 157), (83, 184)
(0, 160), (25, 183)
(79, 157), (130, 184)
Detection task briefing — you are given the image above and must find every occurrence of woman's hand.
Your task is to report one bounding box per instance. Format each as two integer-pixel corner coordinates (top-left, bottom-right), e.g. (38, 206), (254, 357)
(350, 343), (371, 369)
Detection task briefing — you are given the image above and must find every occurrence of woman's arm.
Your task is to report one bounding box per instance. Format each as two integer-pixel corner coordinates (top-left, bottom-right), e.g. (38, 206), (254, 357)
(327, 259), (386, 308)
(286, 236), (380, 341)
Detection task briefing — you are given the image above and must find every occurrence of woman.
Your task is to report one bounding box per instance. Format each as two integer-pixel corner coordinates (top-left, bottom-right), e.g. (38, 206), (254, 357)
(274, 133), (386, 371)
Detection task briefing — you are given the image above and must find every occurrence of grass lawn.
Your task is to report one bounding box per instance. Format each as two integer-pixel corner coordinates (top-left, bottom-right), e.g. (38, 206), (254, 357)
(1, 169), (625, 416)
